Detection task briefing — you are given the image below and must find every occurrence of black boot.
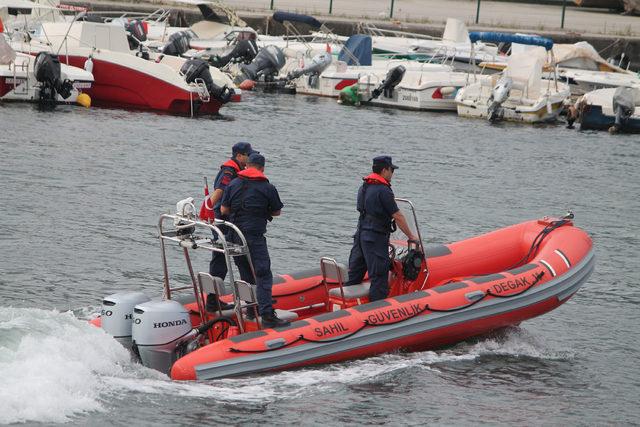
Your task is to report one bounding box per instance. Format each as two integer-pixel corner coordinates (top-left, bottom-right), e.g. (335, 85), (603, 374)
(261, 310), (290, 328)
(206, 293), (234, 312)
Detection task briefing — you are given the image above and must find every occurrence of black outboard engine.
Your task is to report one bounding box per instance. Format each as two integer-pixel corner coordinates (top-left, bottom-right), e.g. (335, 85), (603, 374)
(125, 19), (147, 50)
(33, 52), (73, 109)
(209, 39), (259, 68)
(610, 86), (636, 134)
(162, 31), (192, 57)
(237, 45), (285, 82)
(371, 65), (406, 99)
(180, 58), (233, 104)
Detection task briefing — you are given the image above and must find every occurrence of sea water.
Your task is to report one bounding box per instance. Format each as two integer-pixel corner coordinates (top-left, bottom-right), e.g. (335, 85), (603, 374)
(0, 95), (638, 425)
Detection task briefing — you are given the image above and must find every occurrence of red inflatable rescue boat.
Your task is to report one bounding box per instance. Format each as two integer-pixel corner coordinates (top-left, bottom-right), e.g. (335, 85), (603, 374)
(92, 201), (594, 381)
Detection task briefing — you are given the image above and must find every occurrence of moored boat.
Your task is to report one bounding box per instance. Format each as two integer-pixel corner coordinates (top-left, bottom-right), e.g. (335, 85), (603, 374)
(91, 199), (594, 381)
(456, 32), (571, 123)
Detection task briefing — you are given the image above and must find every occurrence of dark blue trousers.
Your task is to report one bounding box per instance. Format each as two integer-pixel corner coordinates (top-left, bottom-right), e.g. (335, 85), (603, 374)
(209, 226), (229, 280)
(345, 229), (391, 301)
(233, 233), (274, 316)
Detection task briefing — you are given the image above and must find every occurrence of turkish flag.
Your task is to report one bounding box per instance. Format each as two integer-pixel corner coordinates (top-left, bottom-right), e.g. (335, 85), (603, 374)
(199, 179), (215, 223)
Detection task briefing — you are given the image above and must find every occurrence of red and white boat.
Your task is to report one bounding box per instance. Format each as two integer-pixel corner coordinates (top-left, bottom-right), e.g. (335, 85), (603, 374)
(1, 35), (93, 105)
(91, 199), (594, 381)
(12, 21), (237, 115)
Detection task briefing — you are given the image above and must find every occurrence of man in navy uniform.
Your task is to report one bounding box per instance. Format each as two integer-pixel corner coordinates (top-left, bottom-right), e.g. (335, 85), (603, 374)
(345, 156), (418, 301)
(207, 142), (258, 312)
(209, 142), (258, 275)
(220, 153), (288, 328)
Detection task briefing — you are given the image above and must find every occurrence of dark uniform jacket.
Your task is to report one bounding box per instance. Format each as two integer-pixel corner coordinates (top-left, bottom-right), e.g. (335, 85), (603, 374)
(357, 173), (399, 235)
(221, 168), (283, 236)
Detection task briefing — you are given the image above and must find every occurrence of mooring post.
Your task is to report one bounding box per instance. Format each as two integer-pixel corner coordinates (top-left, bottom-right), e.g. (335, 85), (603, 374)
(270, 0), (274, 10)
(561, 0), (567, 29)
(476, 0), (481, 24)
(329, 0), (333, 14)
(390, 0), (395, 18)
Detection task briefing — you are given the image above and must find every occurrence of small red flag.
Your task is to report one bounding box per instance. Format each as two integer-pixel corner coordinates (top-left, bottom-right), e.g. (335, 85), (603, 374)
(199, 178), (215, 223)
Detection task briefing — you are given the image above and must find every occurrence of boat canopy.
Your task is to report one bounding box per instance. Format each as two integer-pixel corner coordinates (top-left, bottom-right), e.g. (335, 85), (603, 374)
(469, 32), (554, 50)
(338, 34), (372, 66)
(272, 11), (321, 29)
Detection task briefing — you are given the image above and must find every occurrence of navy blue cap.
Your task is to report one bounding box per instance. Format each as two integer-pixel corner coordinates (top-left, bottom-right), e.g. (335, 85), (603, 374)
(232, 142), (258, 155)
(373, 155), (398, 170)
(247, 152), (265, 167)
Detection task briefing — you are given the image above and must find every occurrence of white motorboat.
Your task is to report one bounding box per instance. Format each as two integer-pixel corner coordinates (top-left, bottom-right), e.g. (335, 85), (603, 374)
(482, 41), (640, 96)
(285, 34), (454, 99)
(10, 20), (236, 115)
(0, 34), (93, 105)
(456, 32), (571, 123)
(362, 18), (503, 65)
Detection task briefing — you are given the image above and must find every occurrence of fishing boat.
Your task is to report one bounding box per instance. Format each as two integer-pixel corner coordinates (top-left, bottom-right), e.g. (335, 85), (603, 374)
(456, 32), (571, 123)
(91, 198), (594, 380)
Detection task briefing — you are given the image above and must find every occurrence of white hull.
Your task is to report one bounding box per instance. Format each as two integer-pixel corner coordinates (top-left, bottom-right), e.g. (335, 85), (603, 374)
(0, 53), (93, 103)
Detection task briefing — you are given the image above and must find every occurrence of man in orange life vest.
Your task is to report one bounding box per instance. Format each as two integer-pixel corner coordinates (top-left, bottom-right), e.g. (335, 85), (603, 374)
(220, 153), (288, 328)
(207, 142), (257, 311)
(345, 156), (418, 301)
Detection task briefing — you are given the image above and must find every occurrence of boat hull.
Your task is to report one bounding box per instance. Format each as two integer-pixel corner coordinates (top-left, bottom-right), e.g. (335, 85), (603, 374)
(60, 55), (221, 115)
(579, 104), (640, 132)
(171, 219), (594, 380)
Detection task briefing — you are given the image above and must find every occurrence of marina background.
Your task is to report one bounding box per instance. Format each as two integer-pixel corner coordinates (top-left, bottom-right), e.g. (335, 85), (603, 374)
(1, 91), (639, 424)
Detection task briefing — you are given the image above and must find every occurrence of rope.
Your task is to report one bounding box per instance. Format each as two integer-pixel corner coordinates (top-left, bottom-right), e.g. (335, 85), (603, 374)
(227, 271), (548, 354)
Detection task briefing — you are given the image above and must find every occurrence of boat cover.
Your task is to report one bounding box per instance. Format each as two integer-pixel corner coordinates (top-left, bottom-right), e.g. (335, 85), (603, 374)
(338, 34), (372, 66)
(272, 11), (321, 29)
(512, 41), (632, 73)
(442, 18), (470, 44)
(505, 51), (544, 98)
(469, 32), (553, 50)
(0, 35), (16, 64)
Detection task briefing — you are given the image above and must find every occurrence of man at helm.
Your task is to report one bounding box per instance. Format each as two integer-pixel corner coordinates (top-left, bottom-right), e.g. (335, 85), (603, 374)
(345, 156), (418, 301)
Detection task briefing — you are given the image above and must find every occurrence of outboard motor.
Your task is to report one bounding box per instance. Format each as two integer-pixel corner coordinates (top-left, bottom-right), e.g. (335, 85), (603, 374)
(180, 58), (233, 104)
(162, 31), (192, 57)
(125, 19), (147, 50)
(287, 52), (332, 87)
(487, 76), (513, 122)
(610, 86), (636, 134)
(371, 65), (406, 99)
(209, 39), (259, 68)
(33, 52), (74, 108)
(238, 45), (285, 83)
(131, 300), (194, 375)
(100, 291), (151, 350)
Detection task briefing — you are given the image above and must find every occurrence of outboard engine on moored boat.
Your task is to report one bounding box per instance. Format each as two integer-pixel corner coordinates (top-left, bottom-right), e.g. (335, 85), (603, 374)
(610, 86), (636, 134)
(286, 52), (332, 86)
(208, 39), (259, 68)
(33, 52), (74, 108)
(237, 45), (286, 82)
(100, 292), (151, 350)
(180, 58), (233, 103)
(487, 76), (513, 122)
(125, 19), (147, 50)
(371, 65), (406, 99)
(131, 300), (194, 375)
(162, 31), (192, 57)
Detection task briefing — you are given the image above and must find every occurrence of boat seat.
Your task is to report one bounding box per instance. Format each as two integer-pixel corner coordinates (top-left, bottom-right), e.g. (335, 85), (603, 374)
(234, 280), (298, 330)
(321, 257), (369, 309)
(328, 283), (371, 299)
